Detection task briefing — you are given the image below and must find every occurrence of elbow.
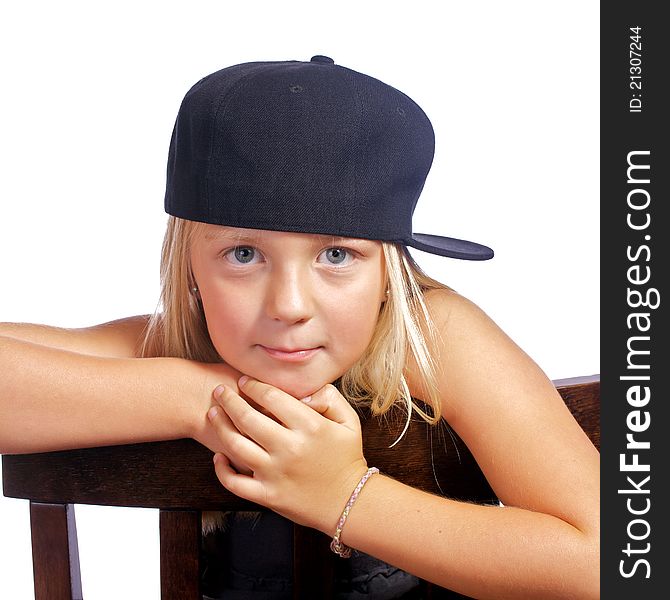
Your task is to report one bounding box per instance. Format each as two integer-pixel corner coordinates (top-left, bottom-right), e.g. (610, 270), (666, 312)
(584, 544), (600, 600)
(569, 531), (599, 600)
(573, 566), (599, 600)
(541, 522), (599, 600)
(583, 515), (600, 599)
(575, 574), (599, 600)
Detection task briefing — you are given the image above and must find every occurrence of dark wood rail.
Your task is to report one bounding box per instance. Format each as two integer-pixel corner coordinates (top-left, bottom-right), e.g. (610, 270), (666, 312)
(2, 375), (599, 599)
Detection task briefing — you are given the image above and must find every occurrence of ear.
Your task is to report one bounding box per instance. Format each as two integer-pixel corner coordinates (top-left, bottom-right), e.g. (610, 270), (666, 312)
(379, 271), (390, 304)
(190, 282), (202, 302)
(379, 265), (389, 304)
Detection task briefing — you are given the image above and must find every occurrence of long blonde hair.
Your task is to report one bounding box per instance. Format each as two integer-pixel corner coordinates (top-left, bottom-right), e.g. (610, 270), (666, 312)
(141, 217), (448, 430)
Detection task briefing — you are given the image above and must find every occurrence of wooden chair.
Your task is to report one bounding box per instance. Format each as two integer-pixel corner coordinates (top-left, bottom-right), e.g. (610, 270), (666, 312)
(2, 375), (599, 600)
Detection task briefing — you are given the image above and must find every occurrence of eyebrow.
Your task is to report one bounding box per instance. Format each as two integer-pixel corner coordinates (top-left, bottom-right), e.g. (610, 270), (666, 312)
(203, 228), (261, 242)
(323, 236), (376, 247)
(203, 228), (375, 247)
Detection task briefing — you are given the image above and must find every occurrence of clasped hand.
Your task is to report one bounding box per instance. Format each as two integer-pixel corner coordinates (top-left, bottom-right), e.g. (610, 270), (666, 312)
(207, 376), (369, 535)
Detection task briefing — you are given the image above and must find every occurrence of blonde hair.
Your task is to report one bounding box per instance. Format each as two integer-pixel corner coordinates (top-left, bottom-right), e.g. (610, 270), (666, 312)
(339, 242), (446, 440)
(141, 217), (447, 430)
(141, 217), (217, 361)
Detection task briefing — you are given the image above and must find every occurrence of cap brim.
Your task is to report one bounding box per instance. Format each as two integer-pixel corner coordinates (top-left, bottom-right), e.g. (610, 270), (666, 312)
(408, 233), (494, 261)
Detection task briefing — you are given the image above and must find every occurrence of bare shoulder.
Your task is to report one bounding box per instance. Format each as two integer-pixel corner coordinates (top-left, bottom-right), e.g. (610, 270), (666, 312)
(422, 286), (485, 330)
(404, 288), (516, 407)
(85, 315), (152, 357)
(0, 315), (151, 358)
(418, 288), (557, 418)
(411, 289), (599, 535)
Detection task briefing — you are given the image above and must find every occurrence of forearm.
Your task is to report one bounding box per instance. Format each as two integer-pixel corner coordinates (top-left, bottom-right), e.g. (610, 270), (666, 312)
(0, 335), (231, 454)
(337, 474), (599, 600)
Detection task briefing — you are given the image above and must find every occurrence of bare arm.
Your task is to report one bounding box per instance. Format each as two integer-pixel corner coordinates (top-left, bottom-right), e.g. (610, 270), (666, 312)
(339, 474), (596, 599)
(0, 315), (151, 358)
(347, 290), (599, 598)
(0, 318), (240, 455)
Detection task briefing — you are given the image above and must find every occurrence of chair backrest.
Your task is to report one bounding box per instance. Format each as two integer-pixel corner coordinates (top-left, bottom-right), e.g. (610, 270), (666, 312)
(2, 375), (599, 600)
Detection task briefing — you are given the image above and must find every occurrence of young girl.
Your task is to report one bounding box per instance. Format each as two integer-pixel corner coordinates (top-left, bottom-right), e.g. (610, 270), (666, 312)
(0, 56), (599, 599)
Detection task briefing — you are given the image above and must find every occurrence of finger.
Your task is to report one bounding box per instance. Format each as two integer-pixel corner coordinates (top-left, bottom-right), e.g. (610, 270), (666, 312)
(215, 384), (287, 452)
(212, 452), (268, 504)
(207, 403), (269, 470)
(238, 376), (315, 430)
(300, 384), (360, 430)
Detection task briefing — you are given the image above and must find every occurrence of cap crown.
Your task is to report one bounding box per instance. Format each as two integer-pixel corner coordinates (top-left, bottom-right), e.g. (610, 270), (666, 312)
(165, 56), (435, 243)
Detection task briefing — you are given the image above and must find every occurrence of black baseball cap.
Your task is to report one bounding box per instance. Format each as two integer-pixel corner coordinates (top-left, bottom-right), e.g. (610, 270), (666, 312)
(164, 55), (493, 260)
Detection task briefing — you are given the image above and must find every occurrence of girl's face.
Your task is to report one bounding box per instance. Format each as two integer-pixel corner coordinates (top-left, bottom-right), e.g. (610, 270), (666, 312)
(190, 225), (387, 399)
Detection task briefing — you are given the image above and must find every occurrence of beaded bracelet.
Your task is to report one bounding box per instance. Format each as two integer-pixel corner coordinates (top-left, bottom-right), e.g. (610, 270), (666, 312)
(330, 467), (380, 558)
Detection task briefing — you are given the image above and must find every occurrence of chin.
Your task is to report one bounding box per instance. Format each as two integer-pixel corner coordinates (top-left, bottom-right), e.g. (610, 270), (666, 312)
(270, 380), (322, 400)
(254, 371), (330, 400)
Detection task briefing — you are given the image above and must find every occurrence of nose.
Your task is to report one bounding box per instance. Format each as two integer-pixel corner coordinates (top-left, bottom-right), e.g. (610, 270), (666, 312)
(264, 266), (314, 324)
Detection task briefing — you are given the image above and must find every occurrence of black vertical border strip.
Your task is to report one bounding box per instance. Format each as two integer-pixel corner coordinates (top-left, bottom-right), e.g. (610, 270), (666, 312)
(601, 3), (669, 597)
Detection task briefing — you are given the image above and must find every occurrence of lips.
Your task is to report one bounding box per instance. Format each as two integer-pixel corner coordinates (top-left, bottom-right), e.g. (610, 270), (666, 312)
(258, 345), (322, 362)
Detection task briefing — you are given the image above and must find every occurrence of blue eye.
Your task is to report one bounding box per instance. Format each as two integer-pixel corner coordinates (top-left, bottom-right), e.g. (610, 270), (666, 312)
(231, 246), (256, 264)
(323, 248), (348, 265)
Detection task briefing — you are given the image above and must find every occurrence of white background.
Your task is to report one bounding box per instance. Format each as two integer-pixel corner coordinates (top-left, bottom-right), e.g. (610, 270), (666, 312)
(0, 1), (599, 598)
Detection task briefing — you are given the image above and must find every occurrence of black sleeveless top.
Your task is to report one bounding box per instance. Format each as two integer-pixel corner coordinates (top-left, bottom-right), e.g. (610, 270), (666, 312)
(200, 511), (422, 599)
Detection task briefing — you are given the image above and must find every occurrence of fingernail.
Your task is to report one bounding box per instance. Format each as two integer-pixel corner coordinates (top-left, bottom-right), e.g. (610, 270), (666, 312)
(213, 453), (220, 465)
(208, 406), (219, 420)
(300, 395), (312, 403)
(214, 385), (226, 399)
(238, 375), (249, 387)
